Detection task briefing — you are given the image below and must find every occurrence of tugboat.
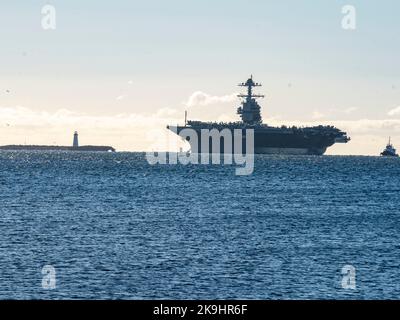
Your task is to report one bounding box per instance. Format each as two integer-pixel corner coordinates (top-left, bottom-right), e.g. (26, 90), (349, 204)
(380, 137), (399, 157)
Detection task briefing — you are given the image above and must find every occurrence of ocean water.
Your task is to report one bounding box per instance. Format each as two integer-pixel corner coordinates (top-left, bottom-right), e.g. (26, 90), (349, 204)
(0, 151), (399, 300)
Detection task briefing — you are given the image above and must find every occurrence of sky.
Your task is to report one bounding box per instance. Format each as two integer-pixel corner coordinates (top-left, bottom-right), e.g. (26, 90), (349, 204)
(0, 0), (400, 154)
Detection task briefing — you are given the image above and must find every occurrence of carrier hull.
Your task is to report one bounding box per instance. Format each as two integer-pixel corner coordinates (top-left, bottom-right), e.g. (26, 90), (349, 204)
(169, 125), (342, 155)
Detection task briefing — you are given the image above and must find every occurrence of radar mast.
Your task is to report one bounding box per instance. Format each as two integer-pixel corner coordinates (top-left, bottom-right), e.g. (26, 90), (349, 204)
(237, 75), (264, 125)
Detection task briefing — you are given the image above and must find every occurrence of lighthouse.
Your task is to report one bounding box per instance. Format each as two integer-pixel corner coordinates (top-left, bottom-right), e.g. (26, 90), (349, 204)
(73, 131), (79, 148)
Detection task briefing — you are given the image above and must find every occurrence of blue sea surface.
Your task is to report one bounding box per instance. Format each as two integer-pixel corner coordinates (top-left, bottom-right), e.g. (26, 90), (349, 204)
(0, 151), (399, 299)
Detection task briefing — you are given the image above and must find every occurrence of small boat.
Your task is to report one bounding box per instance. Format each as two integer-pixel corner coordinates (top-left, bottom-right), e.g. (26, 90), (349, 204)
(380, 137), (399, 157)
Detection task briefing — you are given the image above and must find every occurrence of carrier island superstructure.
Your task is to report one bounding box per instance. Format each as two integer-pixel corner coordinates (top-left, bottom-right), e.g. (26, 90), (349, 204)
(168, 76), (350, 155)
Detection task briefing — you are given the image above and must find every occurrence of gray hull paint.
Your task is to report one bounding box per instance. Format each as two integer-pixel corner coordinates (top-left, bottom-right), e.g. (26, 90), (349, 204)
(254, 147), (326, 155)
(169, 125), (333, 156)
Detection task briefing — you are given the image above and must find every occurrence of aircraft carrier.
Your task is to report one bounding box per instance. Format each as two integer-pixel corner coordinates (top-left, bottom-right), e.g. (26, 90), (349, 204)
(168, 76), (350, 155)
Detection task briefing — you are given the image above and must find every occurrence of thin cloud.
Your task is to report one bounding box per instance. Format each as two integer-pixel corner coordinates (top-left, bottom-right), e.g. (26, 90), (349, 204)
(116, 95), (127, 101)
(185, 91), (238, 108)
(388, 106), (400, 116)
(311, 110), (325, 119)
(344, 107), (358, 114)
(0, 105), (180, 129)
